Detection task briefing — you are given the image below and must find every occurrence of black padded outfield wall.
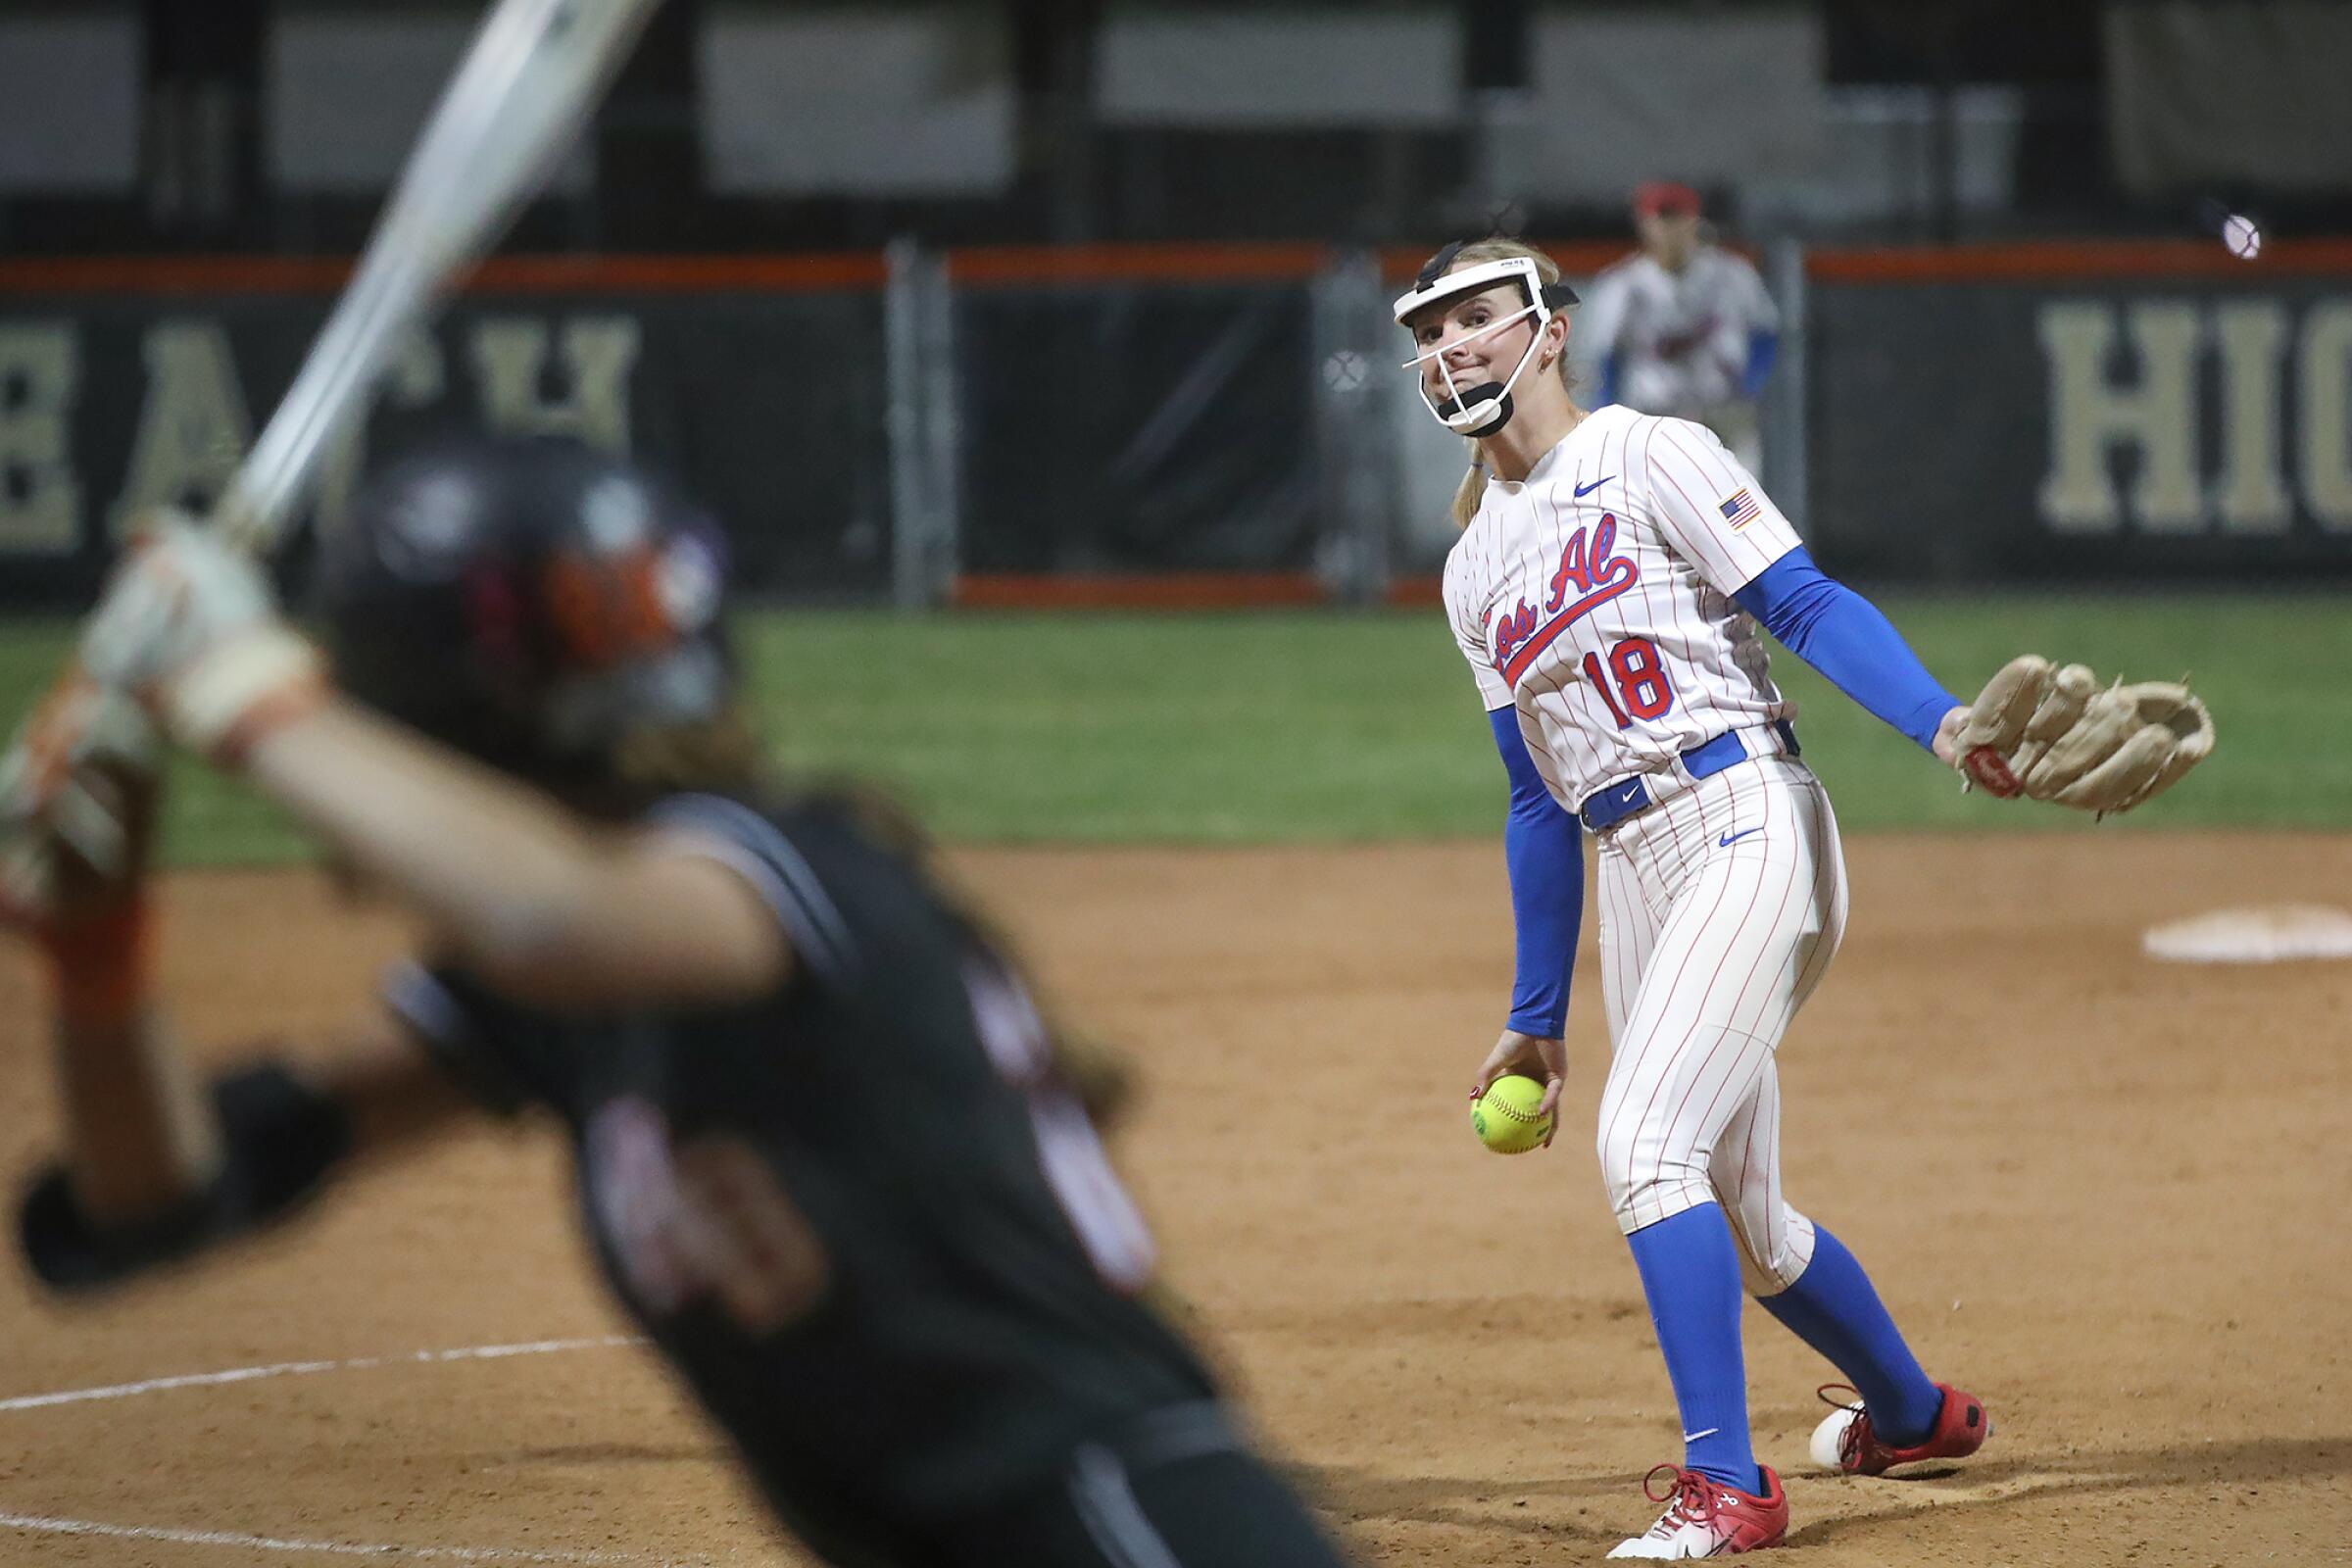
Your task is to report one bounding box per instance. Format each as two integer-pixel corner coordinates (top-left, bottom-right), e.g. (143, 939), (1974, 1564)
(950, 281), (1321, 574)
(1804, 272), (2352, 581)
(10, 255), (2349, 606)
(0, 275), (1326, 604)
(0, 290), (896, 605)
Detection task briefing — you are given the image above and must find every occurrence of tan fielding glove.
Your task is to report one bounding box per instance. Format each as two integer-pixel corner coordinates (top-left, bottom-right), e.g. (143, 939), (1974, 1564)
(1950, 655), (2214, 814)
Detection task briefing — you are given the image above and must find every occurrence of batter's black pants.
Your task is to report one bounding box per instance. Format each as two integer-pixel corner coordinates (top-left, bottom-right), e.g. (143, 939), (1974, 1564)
(931, 1402), (1353, 1568)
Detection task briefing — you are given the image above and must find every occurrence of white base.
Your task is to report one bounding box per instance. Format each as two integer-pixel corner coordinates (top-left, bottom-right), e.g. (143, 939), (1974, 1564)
(2141, 905), (2352, 964)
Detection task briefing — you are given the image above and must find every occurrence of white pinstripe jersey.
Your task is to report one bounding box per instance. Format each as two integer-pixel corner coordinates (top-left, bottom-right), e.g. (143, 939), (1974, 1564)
(1578, 247), (1778, 417)
(1441, 404), (1804, 809)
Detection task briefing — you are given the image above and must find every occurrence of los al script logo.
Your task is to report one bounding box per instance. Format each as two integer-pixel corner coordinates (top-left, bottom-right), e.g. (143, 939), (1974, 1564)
(1490, 514), (1641, 676)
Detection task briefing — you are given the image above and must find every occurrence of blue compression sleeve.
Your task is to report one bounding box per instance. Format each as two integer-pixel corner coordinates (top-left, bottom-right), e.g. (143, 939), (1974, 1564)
(1489, 707), (1582, 1037)
(1741, 330), (1779, 399)
(1733, 547), (1959, 753)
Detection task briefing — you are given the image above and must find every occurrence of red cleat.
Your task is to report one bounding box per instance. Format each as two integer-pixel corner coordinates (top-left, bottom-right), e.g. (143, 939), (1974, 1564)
(1606, 1463), (1789, 1558)
(1811, 1382), (1990, 1476)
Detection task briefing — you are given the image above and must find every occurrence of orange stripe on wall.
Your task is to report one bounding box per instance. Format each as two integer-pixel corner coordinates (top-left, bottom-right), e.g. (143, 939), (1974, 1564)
(0, 251), (890, 296)
(0, 256), (358, 294)
(1376, 241), (1641, 284)
(469, 253), (890, 291)
(5, 239), (2349, 299)
(1384, 574), (1446, 609)
(1806, 238), (2352, 282)
(945, 243), (1332, 286)
(952, 572), (1328, 610)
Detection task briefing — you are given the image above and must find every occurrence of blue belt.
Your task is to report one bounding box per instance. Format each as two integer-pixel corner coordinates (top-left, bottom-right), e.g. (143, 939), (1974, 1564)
(1578, 721), (1800, 833)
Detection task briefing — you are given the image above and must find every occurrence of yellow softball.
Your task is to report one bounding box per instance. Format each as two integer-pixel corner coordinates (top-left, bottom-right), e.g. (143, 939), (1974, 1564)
(1471, 1074), (1554, 1154)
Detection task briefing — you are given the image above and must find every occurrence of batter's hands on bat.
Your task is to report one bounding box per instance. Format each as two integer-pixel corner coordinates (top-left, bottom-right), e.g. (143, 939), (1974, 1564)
(0, 673), (163, 933)
(1944, 655), (2214, 814)
(1471, 1028), (1566, 1148)
(78, 513), (328, 767)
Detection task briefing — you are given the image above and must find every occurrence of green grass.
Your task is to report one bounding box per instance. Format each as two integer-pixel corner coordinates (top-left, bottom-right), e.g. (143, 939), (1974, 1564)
(0, 593), (2341, 865)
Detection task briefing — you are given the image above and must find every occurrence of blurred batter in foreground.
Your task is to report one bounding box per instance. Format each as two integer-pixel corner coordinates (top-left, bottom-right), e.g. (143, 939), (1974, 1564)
(4, 438), (1353, 1568)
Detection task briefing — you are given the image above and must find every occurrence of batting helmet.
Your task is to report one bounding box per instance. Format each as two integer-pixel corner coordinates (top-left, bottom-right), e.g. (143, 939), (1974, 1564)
(312, 436), (734, 804)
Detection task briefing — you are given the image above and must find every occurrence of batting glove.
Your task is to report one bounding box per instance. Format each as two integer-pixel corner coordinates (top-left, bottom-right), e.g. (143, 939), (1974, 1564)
(79, 514), (328, 767)
(0, 672), (161, 938)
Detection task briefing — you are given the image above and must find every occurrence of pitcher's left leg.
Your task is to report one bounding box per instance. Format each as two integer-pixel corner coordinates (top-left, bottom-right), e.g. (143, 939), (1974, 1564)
(1711, 1069), (1948, 1462)
(1699, 780), (1986, 1477)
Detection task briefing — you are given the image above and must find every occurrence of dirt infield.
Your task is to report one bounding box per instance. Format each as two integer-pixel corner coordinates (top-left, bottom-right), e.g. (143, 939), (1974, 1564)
(2, 833), (2346, 1566)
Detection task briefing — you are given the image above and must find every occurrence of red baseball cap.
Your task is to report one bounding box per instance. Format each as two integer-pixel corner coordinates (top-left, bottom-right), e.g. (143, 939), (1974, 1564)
(1632, 181), (1701, 220)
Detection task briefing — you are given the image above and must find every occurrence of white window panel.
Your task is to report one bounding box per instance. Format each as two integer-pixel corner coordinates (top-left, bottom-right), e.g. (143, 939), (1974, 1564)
(1743, 86), (2025, 228)
(1514, 8), (1825, 203)
(0, 11), (141, 193)
(270, 8), (593, 196)
(700, 8), (1015, 196)
(1097, 7), (1458, 128)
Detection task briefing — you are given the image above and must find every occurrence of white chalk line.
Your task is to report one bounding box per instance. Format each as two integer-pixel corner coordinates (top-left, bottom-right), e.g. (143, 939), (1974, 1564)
(1, 1335), (726, 1565)
(0, 1334), (647, 1412)
(0, 1509), (715, 1564)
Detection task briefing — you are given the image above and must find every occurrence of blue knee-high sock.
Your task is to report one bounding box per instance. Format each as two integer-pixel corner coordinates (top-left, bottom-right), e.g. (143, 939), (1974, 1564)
(1624, 1204), (1758, 1493)
(1758, 1225), (1943, 1446)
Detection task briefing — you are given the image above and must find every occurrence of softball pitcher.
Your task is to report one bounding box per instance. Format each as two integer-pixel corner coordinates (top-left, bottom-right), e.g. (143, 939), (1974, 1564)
(1396, 237), (2208, 1557)
(0, 439), (1354, 1568)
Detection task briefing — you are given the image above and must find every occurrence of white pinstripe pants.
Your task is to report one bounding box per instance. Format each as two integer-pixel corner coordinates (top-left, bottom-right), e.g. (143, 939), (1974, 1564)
(1592, 754), (1847, 1295)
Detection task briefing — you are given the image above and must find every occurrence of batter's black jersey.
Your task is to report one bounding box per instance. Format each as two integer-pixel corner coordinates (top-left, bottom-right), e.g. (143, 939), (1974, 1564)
(383, 791), (1220, 1556)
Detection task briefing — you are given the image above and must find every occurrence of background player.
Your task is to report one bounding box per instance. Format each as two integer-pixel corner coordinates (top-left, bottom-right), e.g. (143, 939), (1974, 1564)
(1576, 181), (1780, 471)
(2, 438), (1355, 1568)
(1398, 237), (1989, 1557)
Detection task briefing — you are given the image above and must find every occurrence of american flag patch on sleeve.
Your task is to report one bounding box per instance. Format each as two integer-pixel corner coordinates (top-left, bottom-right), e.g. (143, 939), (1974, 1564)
(1718, 489), (1760, 531)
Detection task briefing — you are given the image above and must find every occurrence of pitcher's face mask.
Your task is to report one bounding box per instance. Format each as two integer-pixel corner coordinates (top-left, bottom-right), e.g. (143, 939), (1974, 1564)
(1394, 247), (1578, 438)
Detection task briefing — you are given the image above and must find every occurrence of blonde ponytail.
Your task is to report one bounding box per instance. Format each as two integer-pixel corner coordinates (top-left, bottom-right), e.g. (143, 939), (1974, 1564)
(1451, 444), (1491, 530)
(595, 706), (768, 813)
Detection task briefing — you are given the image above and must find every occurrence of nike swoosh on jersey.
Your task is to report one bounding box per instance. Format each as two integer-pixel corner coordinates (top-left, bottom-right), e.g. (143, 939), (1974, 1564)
(1573, 475), (1615, 497)
(1717, 827), (1763, 847)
